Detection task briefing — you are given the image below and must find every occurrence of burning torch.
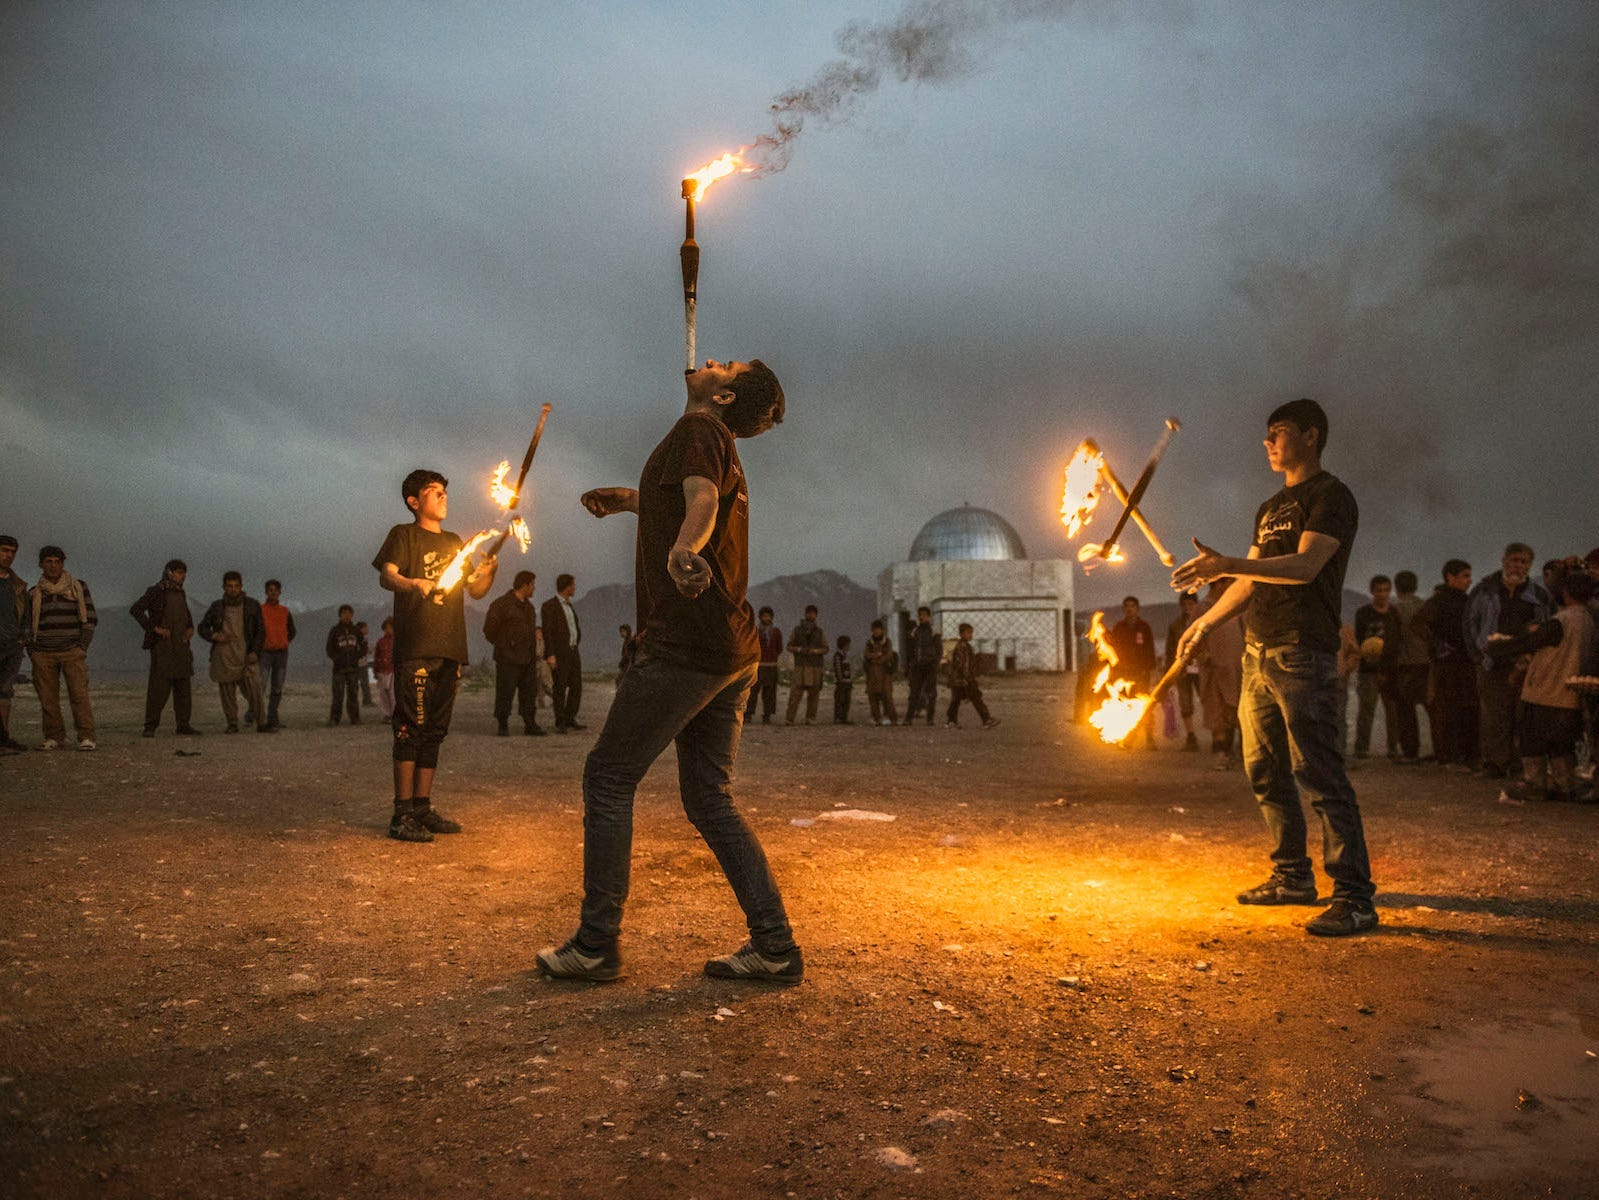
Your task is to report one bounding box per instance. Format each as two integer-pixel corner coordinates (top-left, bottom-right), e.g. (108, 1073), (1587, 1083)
(1096, 418), (1181, 561)
(679, 153), (749, 373)
(1083, 609), (1204, 745)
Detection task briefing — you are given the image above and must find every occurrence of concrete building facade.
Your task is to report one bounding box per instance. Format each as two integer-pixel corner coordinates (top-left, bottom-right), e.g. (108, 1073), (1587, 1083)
(878, 506), (1075, 673)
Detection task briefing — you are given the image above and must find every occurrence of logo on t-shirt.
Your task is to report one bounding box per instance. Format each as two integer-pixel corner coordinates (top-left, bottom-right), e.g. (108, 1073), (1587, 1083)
(421, 550), (448, 581)
(1255, 500), (1303, 551)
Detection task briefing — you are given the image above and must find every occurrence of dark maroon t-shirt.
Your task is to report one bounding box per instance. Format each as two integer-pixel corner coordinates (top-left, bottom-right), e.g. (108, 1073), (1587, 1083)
(634, 412), (757, 674)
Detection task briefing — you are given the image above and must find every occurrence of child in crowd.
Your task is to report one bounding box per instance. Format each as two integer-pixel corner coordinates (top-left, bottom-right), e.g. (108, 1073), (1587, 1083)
(863, 619), (898, 726)
(1496, 571), (1597, 802)
(946, 623), (1000, 729)
(325, 605), (365, 725)
(832, 634), (854, 725)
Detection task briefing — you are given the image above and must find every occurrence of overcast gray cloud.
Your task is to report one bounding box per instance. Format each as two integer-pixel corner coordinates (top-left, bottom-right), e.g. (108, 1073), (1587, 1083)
(2, 0), (1595, 616)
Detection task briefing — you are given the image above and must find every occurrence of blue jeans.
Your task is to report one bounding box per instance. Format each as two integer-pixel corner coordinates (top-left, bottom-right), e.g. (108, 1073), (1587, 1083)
(578, 652), (796, 956)
(258, 649), (288, 725)
(1240, 644), (1375, 904)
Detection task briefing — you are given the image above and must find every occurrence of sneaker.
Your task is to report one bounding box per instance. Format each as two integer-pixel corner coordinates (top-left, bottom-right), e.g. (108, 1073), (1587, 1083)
(40, 738), (60, 751)
(176, 726), (203, 737)
(78, 738), (96, 751)
(525, 725), (547, 737)
(1305, 900), (1379, 937)
(982, 718), (1001, 729)
(567, 722), (587, 732)
(257, 724), (277, 734)
(387, 809), (434, 843)
(704, 942), (804, 986)
(1236, 875), (1320, 905)
(536, 937), (622, 982)
(414, 804), (461, 834)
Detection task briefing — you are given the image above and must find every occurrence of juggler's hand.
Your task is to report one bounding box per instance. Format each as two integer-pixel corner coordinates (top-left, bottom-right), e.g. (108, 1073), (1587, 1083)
(667, 546), (712, 598)
(581, 487), (638, 518)
(1171, 538), (1229, 592)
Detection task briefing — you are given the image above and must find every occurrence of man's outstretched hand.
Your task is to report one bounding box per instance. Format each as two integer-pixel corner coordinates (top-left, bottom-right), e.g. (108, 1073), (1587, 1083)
(1171, 538), (1231, 591)
(667, 546), (712, 598)
(581, 487), (638, 518)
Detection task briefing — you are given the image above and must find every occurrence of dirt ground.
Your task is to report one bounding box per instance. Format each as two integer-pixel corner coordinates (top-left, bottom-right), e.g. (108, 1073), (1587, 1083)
(3, 674), (1598, 1199)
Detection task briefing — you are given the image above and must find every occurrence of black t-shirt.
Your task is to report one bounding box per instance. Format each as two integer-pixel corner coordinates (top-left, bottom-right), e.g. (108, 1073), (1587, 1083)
(372, 523), (469, 663)
(634, 411), (757, 674)
(1244, 471), (1357, 654)
(1352, 604), (1401, 675)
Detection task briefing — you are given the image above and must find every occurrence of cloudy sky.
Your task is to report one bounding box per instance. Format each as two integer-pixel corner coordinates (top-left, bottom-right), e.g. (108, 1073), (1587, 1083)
(4, 0), (1596, 611)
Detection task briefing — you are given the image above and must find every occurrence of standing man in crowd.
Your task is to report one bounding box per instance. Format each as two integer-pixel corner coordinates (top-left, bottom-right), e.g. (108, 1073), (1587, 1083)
(785, 604), (827, 725)
(1464, 543), (1551, 780)
(484, 569), (545, 737)
(1172, 398), (1378, 937)
(254, 579), (296, 730)
(1352, 575), (1400, 759)
(0, 536), (29, 752)
(1107, 595), (1157, 749)
(945, 623), (1000, 729)
(326, 605), (365, 726)
(198, 571), (266, 734)
(537, 356), (800, 984)
(542, 573), (585, 733)
(863, 619), (899, 726)
(1165, 591), (1203, 751)
(1389, 570), (1431, 764)
(131, 559), (200, 739)
(374, 468), (498, 842)
(27, 545), (98, 751)
(1415, 559), (1477, 770)
(743, 605), (782, 723)
(903, 606), (943, 727)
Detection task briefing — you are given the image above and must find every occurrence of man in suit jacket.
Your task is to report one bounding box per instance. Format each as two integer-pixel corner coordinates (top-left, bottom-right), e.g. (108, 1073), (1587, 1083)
(541, 573), (585, 732)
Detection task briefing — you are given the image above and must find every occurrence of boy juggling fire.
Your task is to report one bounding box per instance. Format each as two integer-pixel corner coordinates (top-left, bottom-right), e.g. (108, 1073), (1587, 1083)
(373, 469), (497, 843)
(537, 357), (802, 984)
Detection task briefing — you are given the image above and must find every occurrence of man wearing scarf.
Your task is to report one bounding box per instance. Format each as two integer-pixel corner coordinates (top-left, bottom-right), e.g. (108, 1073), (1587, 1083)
(26, 544), (98, 751)
(130, 559), (202, 738)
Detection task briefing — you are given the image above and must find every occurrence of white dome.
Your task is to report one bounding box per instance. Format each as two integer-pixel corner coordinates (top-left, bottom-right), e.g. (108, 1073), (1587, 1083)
(909, 506), (1027, 562)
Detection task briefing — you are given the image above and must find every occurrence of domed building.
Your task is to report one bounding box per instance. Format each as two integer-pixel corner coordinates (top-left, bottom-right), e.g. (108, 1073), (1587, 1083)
(878, 505), (1076, 672)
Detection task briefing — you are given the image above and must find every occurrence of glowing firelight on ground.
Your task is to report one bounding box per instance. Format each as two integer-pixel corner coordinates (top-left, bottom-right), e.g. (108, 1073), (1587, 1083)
(683, 152), (753, 202)
(1060, 441), (1106, 538)
(1084, 611), (1153, 744)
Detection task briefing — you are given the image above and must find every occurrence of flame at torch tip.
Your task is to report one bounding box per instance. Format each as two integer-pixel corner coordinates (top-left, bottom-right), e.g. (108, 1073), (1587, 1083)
(1060, 441), (1106, 539)
(435, 530), (500, 597)
(1078, 542), (1126, 565)
(489, 460), (517, 510)
(682, 152), (753, 202)
(508, 517), (531, 554)
(1084, 610), (1152, 744)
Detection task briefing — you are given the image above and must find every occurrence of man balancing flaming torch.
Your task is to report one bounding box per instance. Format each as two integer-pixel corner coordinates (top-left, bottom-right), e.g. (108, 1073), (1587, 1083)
(680, 153), (754, 373)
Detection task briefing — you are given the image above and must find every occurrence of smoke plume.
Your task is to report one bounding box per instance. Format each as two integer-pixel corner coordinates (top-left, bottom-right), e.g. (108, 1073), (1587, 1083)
(746, 0), (1083, 175)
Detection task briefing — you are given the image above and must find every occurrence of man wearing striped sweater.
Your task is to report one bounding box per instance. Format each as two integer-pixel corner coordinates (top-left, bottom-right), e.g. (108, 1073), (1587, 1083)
(26, 544), (98, 751)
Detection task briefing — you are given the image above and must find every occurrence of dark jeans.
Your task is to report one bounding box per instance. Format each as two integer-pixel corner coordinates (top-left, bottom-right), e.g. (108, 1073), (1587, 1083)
(1240, 644), (1375, 904)
(1428, 660), (1478, 765)
(330, 668), (362, 723)
(744, 664), (779, 720)
(833, 683), (853, 723)
(906, 662), (938, 723)
(143, 667), (192, 732)
(1354, 671), (1397, 755)
(946, 683), (992, 724)
(578, 653), (795, 956)
(1392, 664), (1430, 759)
(494, 659), (540, 729)
(257, 649), (288, 725)
(1477, 665), (1520, 773)
(552, 649), (582, 728)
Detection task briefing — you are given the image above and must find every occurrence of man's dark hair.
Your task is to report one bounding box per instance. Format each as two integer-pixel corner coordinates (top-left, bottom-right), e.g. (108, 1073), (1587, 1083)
(959, 622), (974, 635)
(728, 359), (785, 426)
(1394, 570), (1417, 594)
(265, 578), (282, 591)
(223, 570), (242, 585)
(556, 573), (574, 592)
(917, 605), (931, 616)
(1560, 572), (1595, 606)
(837, 635), (851, 648)
(401, 469), (447, 507)
(1504, 542), (1534, 560)
(1442, 559), (1470, 579)
(164, 558), (187, 575)
(1370, 574), (1391, 590)
(1541, 559), (1561, 578)
(758, 605), (774, 618)
(804, 604), (818, 616)
(620, 624), (632, 634)
(1122, 595), (1139, 607)
(338, 604), (354, 616)
(381, 617), (394, 631)
(1267, 397), (1329, 454)
(39, 545), (65, 564)
(513, 569), (535, 590)
(870, 619), (885, 631)
(356, 621), (368, 630)
(0, 535), (16, 549)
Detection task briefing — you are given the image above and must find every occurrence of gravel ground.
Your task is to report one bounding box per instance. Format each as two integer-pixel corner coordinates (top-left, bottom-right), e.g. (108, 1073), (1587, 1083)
(3, 675), (1598, 1199)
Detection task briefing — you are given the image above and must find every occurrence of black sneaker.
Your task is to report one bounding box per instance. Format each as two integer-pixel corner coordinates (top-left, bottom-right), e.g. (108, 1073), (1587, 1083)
(704, 942), (804, 985)
(525, 725), (547, 737)
(1236, 875), (1320, 905)
(414, 804), (461, 834)
(1306, 900), (1379, 937)
(567, 721), (588, 732)
(388, 810), (434, 843)
(982, 718), (1001, 729)
(536, 938), (622, 982)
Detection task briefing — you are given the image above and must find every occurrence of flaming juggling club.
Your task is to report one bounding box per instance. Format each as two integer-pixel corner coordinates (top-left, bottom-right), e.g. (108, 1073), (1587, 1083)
(485, 402), (552, 559)
(1097, 418), (1181, 561)
(680, 179), (699, 374)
